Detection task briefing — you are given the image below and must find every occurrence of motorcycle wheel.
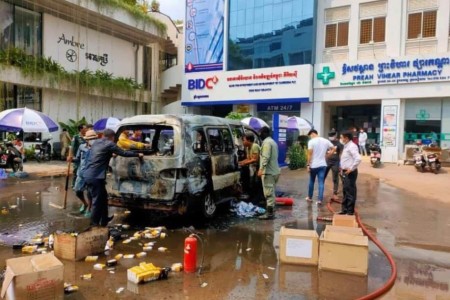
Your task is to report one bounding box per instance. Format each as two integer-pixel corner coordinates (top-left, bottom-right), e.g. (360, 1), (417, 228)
(35, 154), (41, 163)
(12, 162), (22, 172)
(431, 162), (438, 174)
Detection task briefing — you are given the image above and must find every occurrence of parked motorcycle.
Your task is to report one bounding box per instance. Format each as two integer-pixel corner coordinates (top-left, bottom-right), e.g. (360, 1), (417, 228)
(369, 144), (381, 168)
(414, 145), (441, 174)
(0, 142), (23, 172)
(35, 138), (52, 162)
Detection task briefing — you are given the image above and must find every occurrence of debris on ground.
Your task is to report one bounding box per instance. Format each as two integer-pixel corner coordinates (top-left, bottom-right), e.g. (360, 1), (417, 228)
(93, 263), (106, 270)
(171, 263), (183, 272)
(200, 282), (208, 288)
(231, 201), (265, 218)
(116, 287), (125, 294)
(85, 256), (98, 262)
(64, 283), (79, 294)
(80, 273), (92, 280)
(127, 262), (170, 284)
(262, 273), (269, 279)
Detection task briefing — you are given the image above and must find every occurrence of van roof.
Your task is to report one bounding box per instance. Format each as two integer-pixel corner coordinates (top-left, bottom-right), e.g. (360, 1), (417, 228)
(119, 114), (243, 127)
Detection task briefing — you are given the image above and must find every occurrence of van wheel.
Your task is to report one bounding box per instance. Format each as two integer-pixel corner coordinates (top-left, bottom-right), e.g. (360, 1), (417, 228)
(202, 193), (217, 218)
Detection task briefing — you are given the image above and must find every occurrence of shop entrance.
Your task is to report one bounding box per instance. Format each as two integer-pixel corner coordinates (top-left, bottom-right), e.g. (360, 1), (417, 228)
(329, 104), (381, 144)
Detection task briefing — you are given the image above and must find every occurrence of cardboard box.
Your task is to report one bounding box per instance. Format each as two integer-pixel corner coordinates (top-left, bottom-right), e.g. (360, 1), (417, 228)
(279, 226), (319, 266)
(54, 227), (109, 261)
(319, 231), (369, 276)
(1, 253), (64, 300)
(325, 225), (363, 236)
(332, 214), (358, 228)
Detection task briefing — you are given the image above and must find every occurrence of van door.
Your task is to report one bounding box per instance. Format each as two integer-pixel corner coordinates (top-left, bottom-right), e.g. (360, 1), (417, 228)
(205, 127), (239, 191)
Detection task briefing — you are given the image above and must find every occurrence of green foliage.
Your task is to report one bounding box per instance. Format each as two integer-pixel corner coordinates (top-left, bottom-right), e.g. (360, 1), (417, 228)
(225, 112), (252, 120)
(150, 0), (160, 12)
(59, 117), (88, 137)
(287, 144), (307, 170)
(24, 145), (36, 161)
(91, 0), (167, 34)
(0, 48), (142, 96)
(6, 133), (16, 141)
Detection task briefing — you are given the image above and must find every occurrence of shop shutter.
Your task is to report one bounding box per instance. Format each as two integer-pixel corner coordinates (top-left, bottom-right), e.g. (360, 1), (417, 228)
(360, 1), (387, 18)
(408, 0), (438, 11)
(325, 6), (350, 22)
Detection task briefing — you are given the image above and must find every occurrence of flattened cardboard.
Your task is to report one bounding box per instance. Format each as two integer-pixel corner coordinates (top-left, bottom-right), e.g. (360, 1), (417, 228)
(54, 227), (108, 261)
(279, 226), (319, 266)
(1, 253), (64, 300)
(332, 214), (358, 228)
(319, 231), (369, 276)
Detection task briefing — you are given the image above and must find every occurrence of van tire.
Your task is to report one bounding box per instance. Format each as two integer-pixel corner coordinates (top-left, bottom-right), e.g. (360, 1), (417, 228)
(202, 193), (217, 218)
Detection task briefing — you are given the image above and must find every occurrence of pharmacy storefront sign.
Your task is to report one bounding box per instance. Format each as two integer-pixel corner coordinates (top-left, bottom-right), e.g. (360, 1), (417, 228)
(315, 55), (450, 88)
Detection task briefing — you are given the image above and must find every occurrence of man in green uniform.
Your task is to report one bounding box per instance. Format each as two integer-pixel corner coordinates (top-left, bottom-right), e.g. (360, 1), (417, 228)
(257, 127), (280, 220)
(67, 124), (86, 187)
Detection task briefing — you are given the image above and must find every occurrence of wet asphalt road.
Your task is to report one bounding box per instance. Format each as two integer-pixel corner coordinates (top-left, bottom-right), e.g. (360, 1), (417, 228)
(0, 169), (449, 299)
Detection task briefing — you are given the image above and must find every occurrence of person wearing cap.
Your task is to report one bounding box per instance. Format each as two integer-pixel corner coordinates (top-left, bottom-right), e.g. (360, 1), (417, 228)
(68, 124), (87, 187)
(306, 129), (336, 205)
(73, 129), (97, 217)
(83, 129), (144, 227)
(325, 130), (343, 200)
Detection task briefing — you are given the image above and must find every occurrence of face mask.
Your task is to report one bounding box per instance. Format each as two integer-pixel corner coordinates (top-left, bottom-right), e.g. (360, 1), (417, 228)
(340, 139), (346, 144)
(329, 136), (336, 141)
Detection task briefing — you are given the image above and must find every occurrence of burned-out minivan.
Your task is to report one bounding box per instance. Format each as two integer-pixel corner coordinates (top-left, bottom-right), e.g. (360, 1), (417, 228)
(106, 114), (258, 218)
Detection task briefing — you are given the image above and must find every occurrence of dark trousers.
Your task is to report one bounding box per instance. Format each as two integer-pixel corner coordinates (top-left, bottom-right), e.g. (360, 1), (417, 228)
(325, 164), (340, 195)
(341, 169), (358, 213)
(86, 179), (108, 226)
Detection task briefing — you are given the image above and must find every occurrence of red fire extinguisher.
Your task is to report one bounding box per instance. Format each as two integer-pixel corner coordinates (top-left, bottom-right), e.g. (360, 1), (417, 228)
(184, 234), (197, 273)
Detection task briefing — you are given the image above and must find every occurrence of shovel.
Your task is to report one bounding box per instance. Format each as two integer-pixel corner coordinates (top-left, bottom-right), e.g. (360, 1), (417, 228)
(49, 161), (71, 209)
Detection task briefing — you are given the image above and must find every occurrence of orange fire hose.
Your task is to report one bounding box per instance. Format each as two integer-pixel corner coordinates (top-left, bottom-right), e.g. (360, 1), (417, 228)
(324, 199), (397, 300)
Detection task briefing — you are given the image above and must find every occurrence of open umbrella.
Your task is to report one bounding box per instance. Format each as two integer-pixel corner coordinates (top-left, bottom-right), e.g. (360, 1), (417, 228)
(287, 116), (314, 135)
(93, 117), (120, 131)
(0, 107), (58, 132)
(241, 117), (269, 130)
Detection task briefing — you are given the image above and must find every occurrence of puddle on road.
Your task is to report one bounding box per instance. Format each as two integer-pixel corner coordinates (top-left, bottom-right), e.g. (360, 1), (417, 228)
(0, 175), (449, 299)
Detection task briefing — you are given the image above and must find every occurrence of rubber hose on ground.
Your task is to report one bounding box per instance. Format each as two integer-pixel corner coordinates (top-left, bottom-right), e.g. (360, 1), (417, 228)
(325, 199), (397, 300)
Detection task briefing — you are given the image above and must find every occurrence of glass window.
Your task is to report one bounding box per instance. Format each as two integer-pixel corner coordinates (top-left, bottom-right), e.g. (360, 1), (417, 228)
(228, 0), (315, 71)
(14, 6), (42, 56)
(407, 10), (436, 39)
(0, 1), (14, 50)
(17, 86), (41, 111)
(0, 83), (15, 111)
(360, 17), (385, 44)
(207, 128), (224, 153)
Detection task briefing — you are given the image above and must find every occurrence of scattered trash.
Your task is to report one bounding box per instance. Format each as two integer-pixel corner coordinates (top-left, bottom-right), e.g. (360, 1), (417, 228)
(262, 274), (269, 279)
(12, 242), (26, 250)
(144, 242), (155, 247)
(85, 256), (98, 262)
(37, 247), (47, 253)
(124, 210), (131, 215)
(157, 247), (167, 252)
(122, 224), (130, 230)
(124, 254), (135, 259)
(246, 248), (252, 252)
(268, 267), (275, 270)
(127, 262), (170, 284)
(48, 234), (54, 249)
(22, 245), (37, 254)
(93, 263), (106, 270)
(64, 283), (79, 294)
(80, 273), (92, 280)
(171, 263), (183, 272)
(122, 239), (132, 244)
(143, 246), (153, 251)
(160, 232), (167, 239)
(1, 208), (9, 215)
(201, 282), (208, 288)
(9, 205), (17, 209)
(115, 254), (123, 260)
(231, 201), (265, 218)
(105, 237), (114, 251)
(136, 252), (147, 258)
(116, 287), (125, 294)
(107, 259), (118, 267)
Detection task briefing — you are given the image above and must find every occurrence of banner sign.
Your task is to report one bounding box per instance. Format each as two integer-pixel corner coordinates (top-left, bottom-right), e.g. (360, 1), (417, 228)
(182, 65), (313, 105)
(185, 0), (224, 73)
(382, 105), (398, 147)
(315, 55), (450, 88)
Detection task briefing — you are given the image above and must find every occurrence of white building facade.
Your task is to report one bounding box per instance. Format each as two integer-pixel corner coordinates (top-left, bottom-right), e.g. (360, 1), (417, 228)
(0, 0), (181, 143)
(313, 0), (450, 162)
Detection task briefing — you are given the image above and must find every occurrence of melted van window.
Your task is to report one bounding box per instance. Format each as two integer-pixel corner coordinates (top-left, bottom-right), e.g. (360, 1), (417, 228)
(116, 125), (175, 156)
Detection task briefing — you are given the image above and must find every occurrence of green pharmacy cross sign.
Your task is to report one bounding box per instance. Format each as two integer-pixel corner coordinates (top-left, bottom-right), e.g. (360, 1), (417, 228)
(416, 109), (430, 121)
(317, 66), (335, 85)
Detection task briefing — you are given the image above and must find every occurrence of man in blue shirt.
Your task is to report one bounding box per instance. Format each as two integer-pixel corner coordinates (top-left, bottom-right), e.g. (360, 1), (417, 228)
(83, 129), (143, 226)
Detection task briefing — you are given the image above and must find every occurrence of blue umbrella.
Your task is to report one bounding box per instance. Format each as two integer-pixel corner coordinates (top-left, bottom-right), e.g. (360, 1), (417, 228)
(93, 117), (120, 131)
(241, 117), (269, 130)
(0, 107), (58, 132)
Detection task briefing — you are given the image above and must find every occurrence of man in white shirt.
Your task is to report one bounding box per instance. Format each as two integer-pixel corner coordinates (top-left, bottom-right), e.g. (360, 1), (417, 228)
(339, 131), (362, 215)
(306, 129), (336, 205)
(358, 128), (368, 156)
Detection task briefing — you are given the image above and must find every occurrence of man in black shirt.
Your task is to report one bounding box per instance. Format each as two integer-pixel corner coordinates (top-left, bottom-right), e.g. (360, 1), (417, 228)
(83, 129), (143, 226)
